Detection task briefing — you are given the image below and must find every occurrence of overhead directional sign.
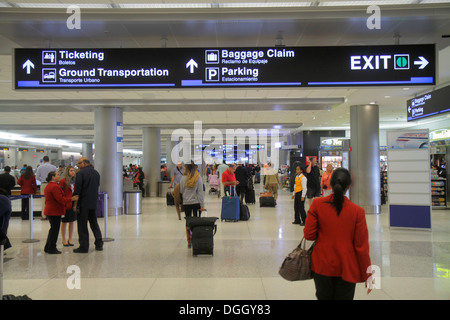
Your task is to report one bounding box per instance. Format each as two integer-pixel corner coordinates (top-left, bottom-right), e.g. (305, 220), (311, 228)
(14, 44), (435, 89)
(407, 85), (450, 121)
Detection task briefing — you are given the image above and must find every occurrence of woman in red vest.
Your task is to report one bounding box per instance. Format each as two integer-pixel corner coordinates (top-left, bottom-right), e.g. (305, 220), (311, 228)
(17, 166), (37, 220)
(43, 171), (78, 254)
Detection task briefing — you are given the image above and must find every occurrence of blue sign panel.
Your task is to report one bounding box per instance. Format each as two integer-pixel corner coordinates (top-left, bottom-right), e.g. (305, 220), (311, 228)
(14, 44), (435, 89)
(407, 85), (450, 121)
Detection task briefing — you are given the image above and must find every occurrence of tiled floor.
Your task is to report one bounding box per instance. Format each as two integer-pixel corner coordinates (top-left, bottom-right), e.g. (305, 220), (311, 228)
(2, 183), (450, 300)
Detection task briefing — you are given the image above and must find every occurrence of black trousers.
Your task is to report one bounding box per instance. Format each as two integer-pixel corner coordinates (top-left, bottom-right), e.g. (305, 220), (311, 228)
(21, 197), (30, 220)
(236, 185), (247, 203)
(313, 273), (356, 300)
(77, 206), (103, 250)
(44, 215), (61, 253)
(138, 183), (145, 198)
(294, 191), (306, 223)
(184, 204), (201, 218)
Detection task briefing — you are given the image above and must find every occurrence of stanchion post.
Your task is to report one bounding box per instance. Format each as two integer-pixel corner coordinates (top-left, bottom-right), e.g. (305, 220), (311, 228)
(102, 193), (114, 242)
(23, 195), (39, 244)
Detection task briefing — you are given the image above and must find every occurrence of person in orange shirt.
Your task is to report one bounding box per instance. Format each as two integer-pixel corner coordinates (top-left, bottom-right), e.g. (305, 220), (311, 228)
(291, 166), (308, 225)
(304, 168), (372, 300)
(320, 164), (333, 197)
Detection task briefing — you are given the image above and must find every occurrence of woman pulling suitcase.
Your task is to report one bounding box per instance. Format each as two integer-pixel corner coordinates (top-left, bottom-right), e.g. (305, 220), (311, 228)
(179, 163), (205, 248)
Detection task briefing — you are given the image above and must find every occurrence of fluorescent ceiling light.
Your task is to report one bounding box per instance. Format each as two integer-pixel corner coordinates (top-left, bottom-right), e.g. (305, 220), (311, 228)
(420, 0), (450, 3)
(218, 2), (312, 7)
(319, 1), (414, 6)
(14, 3), (110, 8)
(0, 131), (81, 148)
(5, 1), (450, 9)
(119, 3), (210, 8)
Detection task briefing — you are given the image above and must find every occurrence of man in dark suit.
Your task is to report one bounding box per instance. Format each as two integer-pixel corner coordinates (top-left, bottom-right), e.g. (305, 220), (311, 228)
(0, 166), (16, 195)
(73, 157), (103, 253)
(0, 188), (12, 250)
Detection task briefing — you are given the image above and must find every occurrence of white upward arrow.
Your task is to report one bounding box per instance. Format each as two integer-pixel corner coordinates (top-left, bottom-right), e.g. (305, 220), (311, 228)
(414, 56), (429, 70)
(186, 59), (198, 73)
(23, 59), (35, 74)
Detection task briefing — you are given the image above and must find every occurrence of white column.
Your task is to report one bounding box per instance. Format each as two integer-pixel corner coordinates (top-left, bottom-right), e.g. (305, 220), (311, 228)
(94, 107), (123, 215)
(143, 127), (161, 197)
(350, 104), (381, 214)
(82, 143), (94, 164)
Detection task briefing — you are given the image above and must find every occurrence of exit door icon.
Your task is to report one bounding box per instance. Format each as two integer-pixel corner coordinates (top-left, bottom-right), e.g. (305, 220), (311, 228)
(394, 54), (409, 70)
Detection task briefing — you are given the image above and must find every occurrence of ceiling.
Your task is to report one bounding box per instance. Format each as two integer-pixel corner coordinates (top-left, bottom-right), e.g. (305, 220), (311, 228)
(0, 0), (450, 152)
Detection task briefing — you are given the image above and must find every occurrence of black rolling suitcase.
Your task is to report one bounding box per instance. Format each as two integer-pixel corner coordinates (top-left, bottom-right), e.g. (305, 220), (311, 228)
(245, 178), (256, 204)
(186, 217), (218, 256)
(166, 189), (175, 206)
(240, 203), (250, 221)
(259, 192), (276, 207)
(245, 189), (255, 204)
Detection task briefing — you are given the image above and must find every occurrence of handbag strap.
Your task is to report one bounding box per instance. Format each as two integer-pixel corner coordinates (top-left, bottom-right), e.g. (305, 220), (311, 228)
(299, 236), (315, 251)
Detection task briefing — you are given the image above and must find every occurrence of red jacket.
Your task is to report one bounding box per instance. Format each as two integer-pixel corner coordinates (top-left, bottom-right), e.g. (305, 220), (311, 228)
(59, 178), (74, 211)
(44, 182), (72, 216)
(303, 195), (371, 283)
(17, 175), (37, 195)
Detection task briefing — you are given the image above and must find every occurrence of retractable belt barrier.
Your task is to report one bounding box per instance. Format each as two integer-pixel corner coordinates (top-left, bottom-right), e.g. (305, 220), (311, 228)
(8, 193), (114, 244)
(99, 192), (114, 242)
(9, 195), (43, 243)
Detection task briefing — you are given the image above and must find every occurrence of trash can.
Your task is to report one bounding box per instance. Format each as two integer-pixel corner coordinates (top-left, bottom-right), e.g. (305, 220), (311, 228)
(158, 181), (170, 198)
(123, 190), (142, 215)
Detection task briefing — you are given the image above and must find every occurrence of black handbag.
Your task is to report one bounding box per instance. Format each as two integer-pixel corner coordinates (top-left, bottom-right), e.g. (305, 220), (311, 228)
(279, 237), (315, 281)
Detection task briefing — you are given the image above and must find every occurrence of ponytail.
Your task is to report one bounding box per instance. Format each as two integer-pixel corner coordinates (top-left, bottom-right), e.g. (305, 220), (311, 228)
(46, 171), (57, 183)
(328, 168), (351, 216)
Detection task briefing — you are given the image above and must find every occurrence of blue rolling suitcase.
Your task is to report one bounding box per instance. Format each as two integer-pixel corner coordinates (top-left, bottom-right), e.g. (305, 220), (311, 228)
(221, 187), (240, 222)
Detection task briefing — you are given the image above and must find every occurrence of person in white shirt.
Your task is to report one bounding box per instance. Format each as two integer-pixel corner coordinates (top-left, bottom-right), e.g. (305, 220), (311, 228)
(217, 161), (229, 197)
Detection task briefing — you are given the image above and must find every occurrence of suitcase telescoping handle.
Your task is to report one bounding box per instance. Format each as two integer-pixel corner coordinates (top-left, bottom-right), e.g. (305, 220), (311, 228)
(226, 185), (237, 197)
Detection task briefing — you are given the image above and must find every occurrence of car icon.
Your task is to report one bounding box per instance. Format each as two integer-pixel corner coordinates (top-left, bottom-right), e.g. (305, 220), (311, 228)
(43, 71), (56, 80)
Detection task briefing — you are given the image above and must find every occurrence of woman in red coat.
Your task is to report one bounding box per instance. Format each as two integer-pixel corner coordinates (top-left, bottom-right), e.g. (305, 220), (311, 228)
(43, 171), (77, 254)
(17, 166), (37, 220)
(303, 168), (372, 300)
